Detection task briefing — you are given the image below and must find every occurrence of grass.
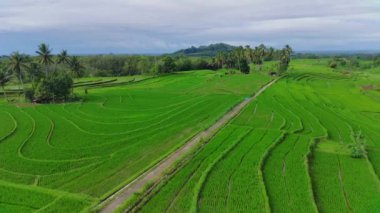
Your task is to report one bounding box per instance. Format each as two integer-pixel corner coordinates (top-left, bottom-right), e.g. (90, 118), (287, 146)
(0, 70), (270, 211)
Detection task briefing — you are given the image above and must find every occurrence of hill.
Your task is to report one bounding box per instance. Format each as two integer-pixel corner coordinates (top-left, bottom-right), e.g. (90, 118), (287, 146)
(172, 43), (236, 57)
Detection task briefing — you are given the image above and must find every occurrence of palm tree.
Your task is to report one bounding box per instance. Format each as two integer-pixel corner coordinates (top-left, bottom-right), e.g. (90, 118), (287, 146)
(244, 45), (253, 63)
(56, 50), (70, 73)
(234, 46), (244, 72)
(56, 50), (70, 65)
(284, 44), (293, 55)
(216, 52), (225, 69)
(266, 47), (275, 61)
(278, 45), (293, 74)
(258, 45), (266, 70)
(8, 52), (29, 94)
(0, 69), (11, 101)
(282, 45), (293, 64)
(36, 43), (53, 76)
(69, 56), (83, 77)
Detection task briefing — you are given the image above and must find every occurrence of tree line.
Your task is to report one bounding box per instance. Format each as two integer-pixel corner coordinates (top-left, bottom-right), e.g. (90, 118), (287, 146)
(0, 43), (81, 103)
(213, 44), (293, 74)
(328, 55), (380, 70)
(82, 44), (293, 76)
(0, 43), (293, 103)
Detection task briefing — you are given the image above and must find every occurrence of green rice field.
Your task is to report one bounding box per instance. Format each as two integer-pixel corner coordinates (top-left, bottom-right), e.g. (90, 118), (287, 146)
(2, 59), (380, 212)
(0, 70), (271, 212)
(134, 59), (380, 212)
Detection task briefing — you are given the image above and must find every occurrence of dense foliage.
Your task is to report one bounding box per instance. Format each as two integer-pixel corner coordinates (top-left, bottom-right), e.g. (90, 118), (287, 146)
(31, 73), (73, 103)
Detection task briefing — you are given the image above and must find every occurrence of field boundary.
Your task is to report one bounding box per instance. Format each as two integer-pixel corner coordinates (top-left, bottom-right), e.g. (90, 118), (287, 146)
(98, 78), (279, 213)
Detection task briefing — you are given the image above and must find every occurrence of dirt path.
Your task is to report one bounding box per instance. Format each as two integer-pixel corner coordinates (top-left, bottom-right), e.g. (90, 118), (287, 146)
(99, 78), (278, 213)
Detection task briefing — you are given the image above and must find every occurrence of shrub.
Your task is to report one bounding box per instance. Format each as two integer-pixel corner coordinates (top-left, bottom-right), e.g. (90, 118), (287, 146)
(350, 144), (367, 158)
(349, 131), (367, 159)
(33, 73), (73, 103)
(159, 56), (176, 73)
(374, 57), (380, 67)
(239, 58), (250, 74)
(24, 88), (35, 102)
(329, 61), (338, 69)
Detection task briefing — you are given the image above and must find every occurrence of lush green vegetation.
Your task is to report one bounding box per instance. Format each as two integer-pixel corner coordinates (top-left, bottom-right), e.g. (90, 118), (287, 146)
(0, 43), (291, 103)
(0, 69), (271, 211)
(2, 43), (380, 212)
(133, 58), (380, 212)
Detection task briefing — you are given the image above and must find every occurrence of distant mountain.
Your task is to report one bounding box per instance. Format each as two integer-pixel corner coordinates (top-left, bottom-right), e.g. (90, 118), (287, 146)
(172, 43), (237, 57)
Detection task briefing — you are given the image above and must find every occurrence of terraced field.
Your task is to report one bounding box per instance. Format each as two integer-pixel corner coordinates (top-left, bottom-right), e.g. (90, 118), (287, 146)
(0, 71), (271, 212)
(134, 60), (380, 212)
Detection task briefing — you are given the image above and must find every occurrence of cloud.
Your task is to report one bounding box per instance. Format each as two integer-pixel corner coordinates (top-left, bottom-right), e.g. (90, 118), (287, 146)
(0, 0), (379, 54)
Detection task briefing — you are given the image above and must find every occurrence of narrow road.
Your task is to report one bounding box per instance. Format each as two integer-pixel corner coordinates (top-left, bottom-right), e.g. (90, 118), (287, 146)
(99, 78), (278, 213)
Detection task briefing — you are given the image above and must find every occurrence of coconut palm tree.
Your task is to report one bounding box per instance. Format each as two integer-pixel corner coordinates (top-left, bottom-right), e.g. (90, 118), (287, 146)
(266, 47), (275, 61)
(8, 52), (29, 94)
(284, 44), (293, 54)
(282, 45), (293, 64)
(278, 45), (293, 74)
(216, 51), (225, 69)
(69, 56), (84, 77)
(57, 50), (70, 65)
(56, 50), (71, 73)
(36, 43), (53, 76)
(234, 46), (244, 72)
(244, 45), (253, 63)
(0, 69), (11, 101)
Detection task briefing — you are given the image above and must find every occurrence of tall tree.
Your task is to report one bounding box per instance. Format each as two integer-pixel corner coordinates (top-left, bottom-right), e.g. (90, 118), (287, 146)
(244, 45), (252, 63)
(234, 46), (244, 72)
(56, 50), (70, 65)
(252, 44), (266, 70)
(160, 56), (176, 73)
(0, 69), (11, 101)
(265, 47), (275, 61)
(216, 51), (226, 69)
(27, 62), (44, 89)
(278, 45), (293, 74)
(284, 44), (293, 56)
(8, 52), (29, 94)
(69, 56), (84, 77)
(36, 43), (54, 76)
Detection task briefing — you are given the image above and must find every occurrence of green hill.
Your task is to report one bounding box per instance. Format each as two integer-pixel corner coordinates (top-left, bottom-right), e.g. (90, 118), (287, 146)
(172, 43), (236, 57)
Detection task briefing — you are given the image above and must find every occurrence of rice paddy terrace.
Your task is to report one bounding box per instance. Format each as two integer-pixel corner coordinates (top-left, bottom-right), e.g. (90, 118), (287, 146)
(130, 60), (380, 212)
(1, 59), (380, 213)
(0, 71), (271, 212)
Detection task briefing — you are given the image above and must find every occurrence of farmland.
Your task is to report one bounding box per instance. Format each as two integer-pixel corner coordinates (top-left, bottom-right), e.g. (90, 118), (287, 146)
(131, 59), (380, 212)
(0, 70), (271, 212)
(1, 0), (380, 211)
(1, 58), (380, 212)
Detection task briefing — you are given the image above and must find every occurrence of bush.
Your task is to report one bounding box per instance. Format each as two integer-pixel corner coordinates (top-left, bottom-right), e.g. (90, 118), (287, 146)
(159, 56), (176, 73)
(374, 57), (380, 67)
(33, 73), (73, 103)
(350, 144), (367, 158)
(239, 58), (250, 74)
(349, 131), (367, 159)
(24, 88), (35, 102)
(329, 61), (338, 69)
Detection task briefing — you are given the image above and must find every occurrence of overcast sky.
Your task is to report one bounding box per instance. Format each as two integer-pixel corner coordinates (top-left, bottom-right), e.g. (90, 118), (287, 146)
(1, 0), (380, 54)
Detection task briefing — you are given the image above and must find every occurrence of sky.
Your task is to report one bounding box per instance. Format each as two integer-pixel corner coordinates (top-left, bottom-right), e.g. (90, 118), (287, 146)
(1, 0), (380, 54)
